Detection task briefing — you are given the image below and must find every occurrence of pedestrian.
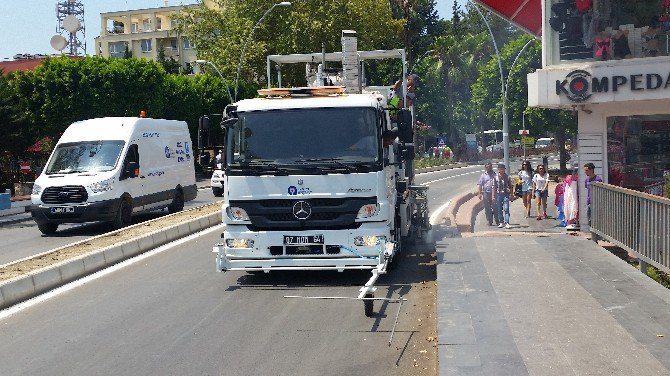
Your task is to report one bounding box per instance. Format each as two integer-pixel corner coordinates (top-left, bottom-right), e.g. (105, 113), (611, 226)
(555, 175), (566, 226)
(518, 160), (533, 217)
(477, 162), (497, 226)
(492, 163), (513, 229)
(532, 164), (550, 220)
(583, 162), (603, 226)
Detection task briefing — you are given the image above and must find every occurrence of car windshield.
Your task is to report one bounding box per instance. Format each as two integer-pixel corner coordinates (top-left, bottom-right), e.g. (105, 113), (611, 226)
(227, 107), (380, 167)
(45, 141), (125, 174)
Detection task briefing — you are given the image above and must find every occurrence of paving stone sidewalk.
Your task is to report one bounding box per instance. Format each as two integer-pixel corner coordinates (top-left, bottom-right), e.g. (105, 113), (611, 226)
(435, 192), (670, 375)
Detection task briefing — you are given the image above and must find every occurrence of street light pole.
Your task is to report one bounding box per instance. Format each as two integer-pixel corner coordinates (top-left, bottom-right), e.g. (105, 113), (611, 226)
(234, 1), (291, 101)
(470, 2), (535, 172)
(195, 59), (234, 104)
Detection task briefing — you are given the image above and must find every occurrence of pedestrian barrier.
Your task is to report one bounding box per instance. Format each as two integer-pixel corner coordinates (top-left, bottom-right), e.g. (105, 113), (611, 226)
(591, 182), (670, 274)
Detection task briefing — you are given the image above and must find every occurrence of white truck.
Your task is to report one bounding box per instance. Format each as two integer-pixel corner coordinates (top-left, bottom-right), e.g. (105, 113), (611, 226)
(213, 32), (429, 315)
(31, 117), (197, 234)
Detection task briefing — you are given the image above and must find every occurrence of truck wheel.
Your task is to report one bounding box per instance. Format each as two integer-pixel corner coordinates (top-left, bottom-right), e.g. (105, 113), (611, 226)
(38, 223), (58, 235)
(212, 187), (223, 197)
(364, 293), (374, 317)
(168, 190), (184, 214)
(112, 199), (133, 229)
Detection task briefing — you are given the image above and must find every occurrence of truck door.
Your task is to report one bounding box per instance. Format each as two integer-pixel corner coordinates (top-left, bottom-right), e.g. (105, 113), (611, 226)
(119, 143), (145, 212)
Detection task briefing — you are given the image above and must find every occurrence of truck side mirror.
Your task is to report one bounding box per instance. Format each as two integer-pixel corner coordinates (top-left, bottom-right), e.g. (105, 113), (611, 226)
(396, 109), (413, 143)
(221, 117), (238, 128)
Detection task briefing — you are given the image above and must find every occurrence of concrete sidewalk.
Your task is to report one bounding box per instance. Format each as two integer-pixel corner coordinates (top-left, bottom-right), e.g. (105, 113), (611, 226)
(435, 192), (670, 375)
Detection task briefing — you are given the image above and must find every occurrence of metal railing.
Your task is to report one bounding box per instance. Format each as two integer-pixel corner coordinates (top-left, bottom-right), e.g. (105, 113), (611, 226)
(591, 182), (670, 274)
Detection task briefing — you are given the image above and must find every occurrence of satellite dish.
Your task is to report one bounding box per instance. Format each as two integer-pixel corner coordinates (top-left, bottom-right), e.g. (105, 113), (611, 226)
(63, 15), (82, 33)
(50, 35), (68, 51)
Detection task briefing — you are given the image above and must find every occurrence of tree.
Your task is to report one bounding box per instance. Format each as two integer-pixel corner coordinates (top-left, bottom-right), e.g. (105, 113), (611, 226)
(157, 46), (181, 74)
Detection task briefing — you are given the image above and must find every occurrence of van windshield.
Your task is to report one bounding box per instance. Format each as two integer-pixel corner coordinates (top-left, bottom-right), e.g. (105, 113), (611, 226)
(227, 107), (379, 168)
(45, 141), (125, 174)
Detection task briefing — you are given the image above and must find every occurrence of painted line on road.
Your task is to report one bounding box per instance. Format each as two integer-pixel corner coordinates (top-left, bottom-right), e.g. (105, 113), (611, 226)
(429, 199), (452, 226)
(0, 223), (226, 320)
(416, 164), (476, 176)
(420, 170), (480, 186)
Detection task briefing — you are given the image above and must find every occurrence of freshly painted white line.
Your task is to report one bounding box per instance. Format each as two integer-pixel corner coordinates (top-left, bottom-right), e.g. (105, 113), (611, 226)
(415, 164), (478, 176)
(0, 224), (226, 320)
(429, 199), (452, 225)
(421, 170), (480, 185)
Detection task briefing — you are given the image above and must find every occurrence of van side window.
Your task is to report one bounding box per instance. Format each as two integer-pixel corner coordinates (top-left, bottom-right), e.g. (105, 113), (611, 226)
(121, 144), (140, 179)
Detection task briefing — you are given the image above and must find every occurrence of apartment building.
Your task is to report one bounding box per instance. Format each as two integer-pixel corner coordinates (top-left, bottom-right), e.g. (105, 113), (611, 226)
(95, 4), (197, 71)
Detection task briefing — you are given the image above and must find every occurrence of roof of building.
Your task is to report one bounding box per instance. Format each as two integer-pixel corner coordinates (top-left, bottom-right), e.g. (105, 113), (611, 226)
(475, 0), (542, 37)
(0, 59), (43, 75)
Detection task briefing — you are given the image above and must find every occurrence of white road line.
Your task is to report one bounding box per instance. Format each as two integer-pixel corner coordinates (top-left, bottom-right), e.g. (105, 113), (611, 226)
(429, 199), (452, 225)
(420, 170), (480, 185)
(416, 164), (477, 176)
(0, 224), (226, 320)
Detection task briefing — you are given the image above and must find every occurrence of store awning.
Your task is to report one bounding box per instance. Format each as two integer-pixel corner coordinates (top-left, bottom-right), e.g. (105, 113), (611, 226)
(475, 0), (542, 37)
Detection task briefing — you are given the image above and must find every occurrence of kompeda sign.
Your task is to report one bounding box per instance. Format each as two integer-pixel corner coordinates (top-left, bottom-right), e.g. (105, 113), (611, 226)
(556, 69), (670, 102)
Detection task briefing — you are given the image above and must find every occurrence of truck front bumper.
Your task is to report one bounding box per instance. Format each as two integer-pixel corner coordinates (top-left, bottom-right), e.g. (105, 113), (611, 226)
(215, 223), (391, 272)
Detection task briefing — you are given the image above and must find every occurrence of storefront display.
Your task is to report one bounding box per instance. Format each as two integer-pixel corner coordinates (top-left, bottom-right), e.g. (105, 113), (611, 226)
(607, 115), (670, 196)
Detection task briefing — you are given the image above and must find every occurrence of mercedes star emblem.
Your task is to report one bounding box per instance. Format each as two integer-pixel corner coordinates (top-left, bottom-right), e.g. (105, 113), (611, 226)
(292, 200), (312, 220)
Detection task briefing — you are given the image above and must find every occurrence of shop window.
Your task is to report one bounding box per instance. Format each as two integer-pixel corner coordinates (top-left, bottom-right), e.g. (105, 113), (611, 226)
(607, 115), (670, 197)
(550, 0), (670, 63)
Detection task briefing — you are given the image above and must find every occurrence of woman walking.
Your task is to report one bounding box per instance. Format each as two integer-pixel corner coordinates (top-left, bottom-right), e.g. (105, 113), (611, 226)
(518, 161), (533, 217)
(532, 164), (550, 220)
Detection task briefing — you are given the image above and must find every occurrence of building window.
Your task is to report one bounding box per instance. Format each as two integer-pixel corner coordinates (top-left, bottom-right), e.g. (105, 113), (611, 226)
(141, 39), (152, 53)
(170, 19), (178, 29)
(168, 38), (178, 51)
(131, 23), (139, 33)
(142, 18), (152, 32)
(607, 115), (670, 197)
(183, 38), (195, 50)
(549, 0), (670, 63)
(156, 17), (163, 31)
(109, 42), (126, 54)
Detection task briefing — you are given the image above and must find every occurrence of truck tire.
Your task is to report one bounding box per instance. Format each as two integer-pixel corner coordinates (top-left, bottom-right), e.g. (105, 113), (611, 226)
(112, 199), (133, 230)
(38, 222), (58, 235)
(168, 190), (184, 214)
(212, 187), (223, 197)
(364, 292), (374, 317)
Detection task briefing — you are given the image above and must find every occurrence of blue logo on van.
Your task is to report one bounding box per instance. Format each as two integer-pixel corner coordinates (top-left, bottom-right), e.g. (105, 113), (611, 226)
(288, 186), (298, 195)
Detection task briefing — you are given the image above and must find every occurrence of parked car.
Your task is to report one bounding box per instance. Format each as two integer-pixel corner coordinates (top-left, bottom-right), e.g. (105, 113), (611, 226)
(535, 137), (555, 148)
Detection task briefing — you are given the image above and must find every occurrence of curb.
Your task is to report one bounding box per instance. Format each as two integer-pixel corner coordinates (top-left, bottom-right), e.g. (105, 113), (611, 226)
(416, 162), (468, 174)
(0, 207), (221, 310)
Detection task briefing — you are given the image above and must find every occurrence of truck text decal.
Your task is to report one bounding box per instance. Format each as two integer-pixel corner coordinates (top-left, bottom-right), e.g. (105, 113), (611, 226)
(142, 132), (160, 138)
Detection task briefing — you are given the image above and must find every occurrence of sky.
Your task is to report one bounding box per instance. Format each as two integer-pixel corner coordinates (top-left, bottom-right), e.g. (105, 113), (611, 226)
(0, 0), (461, 60)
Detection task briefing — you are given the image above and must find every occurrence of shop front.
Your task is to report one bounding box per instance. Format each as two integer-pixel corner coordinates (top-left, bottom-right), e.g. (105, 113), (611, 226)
(528, 0), (670, 230)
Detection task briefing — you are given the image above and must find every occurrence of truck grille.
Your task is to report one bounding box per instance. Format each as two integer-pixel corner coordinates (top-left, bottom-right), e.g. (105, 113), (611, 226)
(42, 185), (88, 204)
(231, 197), (376, 231)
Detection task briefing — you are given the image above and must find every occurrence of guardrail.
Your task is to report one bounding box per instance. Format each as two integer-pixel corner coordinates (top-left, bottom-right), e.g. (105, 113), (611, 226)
(591, 182), (670, 274)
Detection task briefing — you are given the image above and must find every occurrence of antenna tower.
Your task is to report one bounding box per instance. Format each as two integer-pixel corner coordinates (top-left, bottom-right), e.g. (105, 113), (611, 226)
(55, 0), (86, 56)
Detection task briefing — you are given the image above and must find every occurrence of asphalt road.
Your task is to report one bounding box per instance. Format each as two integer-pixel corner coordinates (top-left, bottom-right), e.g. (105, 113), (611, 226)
(0, 184), (217, 266)
(0, 159), (563, 376)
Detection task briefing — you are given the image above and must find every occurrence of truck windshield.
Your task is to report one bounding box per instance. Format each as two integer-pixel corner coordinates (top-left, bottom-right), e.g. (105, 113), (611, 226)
(45, 141), (125, 174)
(227, 107), (380, 168)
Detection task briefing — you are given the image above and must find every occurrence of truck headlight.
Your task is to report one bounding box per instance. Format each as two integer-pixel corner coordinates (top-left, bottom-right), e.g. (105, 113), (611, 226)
(356, 204), (379, 219)
(225, 238), (254, 248)
(32, 184), (43, 195)
(228, 207), (250, 221)
(89, 178), (114, 193)
(354, 236), (386, 247)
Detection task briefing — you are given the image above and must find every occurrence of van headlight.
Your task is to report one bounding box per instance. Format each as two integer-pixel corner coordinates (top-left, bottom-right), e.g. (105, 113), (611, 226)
(32, 184), (43, 195)
(89, 178), (114, 193)
(227, 207), (250, 221)
(354, 236), (386, 247)
(356, 203), (379, 219)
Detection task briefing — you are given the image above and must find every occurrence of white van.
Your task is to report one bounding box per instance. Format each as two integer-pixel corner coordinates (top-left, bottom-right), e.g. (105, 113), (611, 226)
(31, 117), (197, 234)
(535, 137), (555, 148)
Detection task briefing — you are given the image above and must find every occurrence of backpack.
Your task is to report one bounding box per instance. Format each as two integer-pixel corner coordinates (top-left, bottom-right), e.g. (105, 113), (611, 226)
(576, 0), (591, 13)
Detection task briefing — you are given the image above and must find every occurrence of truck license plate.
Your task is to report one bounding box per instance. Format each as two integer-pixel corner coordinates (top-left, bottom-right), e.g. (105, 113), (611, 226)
(283, 235), (324, 245)
(50, 206), (74, 214)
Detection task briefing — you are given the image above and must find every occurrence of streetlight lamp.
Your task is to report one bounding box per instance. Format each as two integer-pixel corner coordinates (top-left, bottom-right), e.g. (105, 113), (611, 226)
(234, 1), (291, 101)
(469, 1), (535, 172)
(195, 59), (234, 104)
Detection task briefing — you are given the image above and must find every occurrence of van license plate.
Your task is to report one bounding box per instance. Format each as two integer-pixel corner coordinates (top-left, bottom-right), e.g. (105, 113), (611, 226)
(283, 235), (324, 245)
(51, 206), (74, 214)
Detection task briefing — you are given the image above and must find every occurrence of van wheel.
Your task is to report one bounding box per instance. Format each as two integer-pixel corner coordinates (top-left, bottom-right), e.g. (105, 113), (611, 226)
(38, 223), (58, 235)
(212, 187), (223, 197)
(168, 190), (184, 214)
(112, 199), (133, 230)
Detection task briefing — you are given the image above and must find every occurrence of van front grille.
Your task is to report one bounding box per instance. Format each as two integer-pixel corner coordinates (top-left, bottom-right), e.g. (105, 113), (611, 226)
(42, 186), (88, 204)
